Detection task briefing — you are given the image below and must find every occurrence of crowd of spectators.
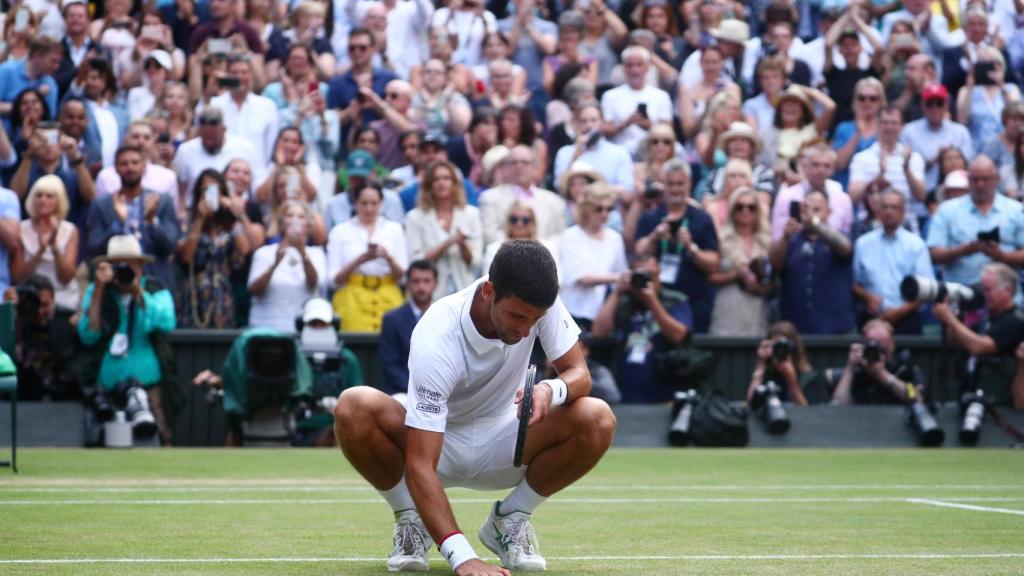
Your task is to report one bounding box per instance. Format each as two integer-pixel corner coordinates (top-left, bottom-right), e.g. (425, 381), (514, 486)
(3, 0), (1024, 409)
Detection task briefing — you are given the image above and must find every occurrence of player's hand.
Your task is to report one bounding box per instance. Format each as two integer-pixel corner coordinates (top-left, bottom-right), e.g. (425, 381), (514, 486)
(455, 558), (511, 576)
(515, 383), (550, 427)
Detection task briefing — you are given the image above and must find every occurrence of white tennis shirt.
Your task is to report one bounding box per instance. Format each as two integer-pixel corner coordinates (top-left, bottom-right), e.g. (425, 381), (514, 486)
(405, 277), (581, 433)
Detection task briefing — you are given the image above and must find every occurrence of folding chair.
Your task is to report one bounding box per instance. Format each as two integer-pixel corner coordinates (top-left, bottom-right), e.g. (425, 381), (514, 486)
(0, 302), (18, 473)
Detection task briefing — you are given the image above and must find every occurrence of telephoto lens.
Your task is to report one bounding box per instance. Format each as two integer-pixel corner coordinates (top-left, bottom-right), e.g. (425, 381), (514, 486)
(668, 389), (699, 446)
(908, 402), (944, 447)
(959, 390), (987, 446)
(752, 381), (790, 435)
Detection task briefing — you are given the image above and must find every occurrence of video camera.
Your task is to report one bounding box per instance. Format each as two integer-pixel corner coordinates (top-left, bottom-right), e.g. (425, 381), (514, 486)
(900, 275), (985, 310)
(667, 389), (699, 446)
(750, 380), (789, 434)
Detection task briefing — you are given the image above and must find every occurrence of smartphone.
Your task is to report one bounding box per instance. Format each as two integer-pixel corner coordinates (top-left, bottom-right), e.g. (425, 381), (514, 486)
(974, 61), (997, 86)
(156, 132), (171, 144)
(789, 200), (801, 222)
(667, 219), (682, 236)
(13, 8), (30, 32)
(204, 184), (220, 211)
(208, 38), (232, 55)
(308, 80), (319, 93)
(636, 102), (648, 119)
(141, 25), (163, 40)
(218, 75), (241, 89)
(286, 174), (301, 198)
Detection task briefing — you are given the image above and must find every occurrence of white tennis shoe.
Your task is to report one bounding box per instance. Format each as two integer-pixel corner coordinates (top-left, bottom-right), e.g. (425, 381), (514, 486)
(387, 509), (430, 572)
(478, 501), (547, 571)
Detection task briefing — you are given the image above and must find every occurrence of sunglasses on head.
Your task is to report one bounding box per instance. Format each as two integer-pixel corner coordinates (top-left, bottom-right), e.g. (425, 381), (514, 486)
(508, 215), (533, 225)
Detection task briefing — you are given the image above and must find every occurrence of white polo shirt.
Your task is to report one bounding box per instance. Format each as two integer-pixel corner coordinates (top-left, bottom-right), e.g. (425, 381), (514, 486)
(405, 278), (580, 433)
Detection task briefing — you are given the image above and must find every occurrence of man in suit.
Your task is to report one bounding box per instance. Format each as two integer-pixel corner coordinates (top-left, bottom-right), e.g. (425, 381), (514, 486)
(378, 260), (438, 395)
(478, 144), (567, 246)
(54, 0), (98, 98)
(86, 145), (180, 291)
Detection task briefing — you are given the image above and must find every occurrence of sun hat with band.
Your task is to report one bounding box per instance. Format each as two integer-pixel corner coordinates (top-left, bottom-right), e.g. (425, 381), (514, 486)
(92, 235), (155, 265)
(716, 121), (763, 156)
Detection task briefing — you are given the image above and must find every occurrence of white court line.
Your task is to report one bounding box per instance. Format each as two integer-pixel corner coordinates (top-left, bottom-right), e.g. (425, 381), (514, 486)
(3, 496), (1024, 506)
(907, 498), (1024, 517)
(2, 553), (1024, 565)
(1, 483), (1021, 493)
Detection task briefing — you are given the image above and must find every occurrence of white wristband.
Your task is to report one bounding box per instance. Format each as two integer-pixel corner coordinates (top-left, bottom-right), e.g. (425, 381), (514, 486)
(546, 378), (568, 407)
(439, 533), (478, 571)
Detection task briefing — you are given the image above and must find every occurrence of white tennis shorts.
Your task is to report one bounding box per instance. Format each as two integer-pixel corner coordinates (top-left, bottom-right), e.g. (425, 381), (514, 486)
(436, 411), (526, 491)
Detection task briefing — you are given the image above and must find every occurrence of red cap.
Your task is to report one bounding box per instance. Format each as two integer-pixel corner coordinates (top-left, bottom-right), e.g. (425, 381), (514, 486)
(921, 84), (949, 101)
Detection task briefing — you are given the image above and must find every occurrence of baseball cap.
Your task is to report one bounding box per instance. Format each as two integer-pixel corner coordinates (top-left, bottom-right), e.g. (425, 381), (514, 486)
(420, 131), (447, 149)
(302, 298), (334, 324)
(144, 50), (172, 71)
(347, 149), (375, 178)
(921, 84), (949, 101)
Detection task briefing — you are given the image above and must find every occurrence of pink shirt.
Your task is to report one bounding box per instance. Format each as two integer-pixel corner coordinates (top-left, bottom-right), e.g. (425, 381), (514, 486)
(771, 180), (854, 241)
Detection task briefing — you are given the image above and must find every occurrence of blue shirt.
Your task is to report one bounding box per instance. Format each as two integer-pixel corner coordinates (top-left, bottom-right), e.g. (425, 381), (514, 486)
(399, 178), (479, 212)
(0, 60), (58, 122)
(615, 290), (693, 404)
(899, 119), (976, 190)
(636, 206), (719, 302)
(553, 138), (635, 194)
(325, 68), (398, 124)
(780, 232), (855, 334)
(325, 188), (406, 231)
(854, 227), (935, 310)
(926, 194), (1024, 285)
(831, 120), (876, 189)
(0, 187), (21, 293)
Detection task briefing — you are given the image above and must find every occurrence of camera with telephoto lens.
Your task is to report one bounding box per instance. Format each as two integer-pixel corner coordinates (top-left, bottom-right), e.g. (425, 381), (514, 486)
(772, 337), (792, 363)
(630, 271), (652, 290)
(643, 178), (662, 199)
(862, 339), (884, 363)
(959, 389), (988, 446)
(907, 401), (944, 447)
(750, 380), (790, 434)
(900, 275), (985, 309)
(113, 262), (136, 287)
(668, 389), (699, 446)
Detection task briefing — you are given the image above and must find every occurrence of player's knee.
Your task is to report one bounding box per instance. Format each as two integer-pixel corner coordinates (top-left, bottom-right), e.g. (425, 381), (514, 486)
(334, 386), (378, 428)
(575, 398), (616, 449)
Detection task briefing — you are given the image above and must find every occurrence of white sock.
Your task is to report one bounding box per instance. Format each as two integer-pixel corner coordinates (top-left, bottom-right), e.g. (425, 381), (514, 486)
(499, 480), (546, 516)
(378, 477), (416, 513)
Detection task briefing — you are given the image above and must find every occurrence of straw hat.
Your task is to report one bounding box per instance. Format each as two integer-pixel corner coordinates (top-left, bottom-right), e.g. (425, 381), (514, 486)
(709, 19), (750, 45)
(717, 121), (762, 155)
(92, 235), (154, 264)
(557, 161), (606, 195)
(775, 85), (813, 116)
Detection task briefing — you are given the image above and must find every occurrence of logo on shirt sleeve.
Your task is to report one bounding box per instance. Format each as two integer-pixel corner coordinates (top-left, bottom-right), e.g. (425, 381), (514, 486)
(415, 402), (441, 414)
(415, 386), (443, 403)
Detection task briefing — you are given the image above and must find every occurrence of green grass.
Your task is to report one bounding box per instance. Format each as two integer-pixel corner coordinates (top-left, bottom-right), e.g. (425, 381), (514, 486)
(1, 449), (1022, 575)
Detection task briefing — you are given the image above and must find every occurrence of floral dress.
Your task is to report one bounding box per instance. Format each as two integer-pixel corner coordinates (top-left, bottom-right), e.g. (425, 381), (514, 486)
(177, 230), (243, 328)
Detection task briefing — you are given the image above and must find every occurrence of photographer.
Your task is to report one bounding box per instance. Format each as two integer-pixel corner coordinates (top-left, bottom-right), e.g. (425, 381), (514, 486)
(933, 262), (1024, 407)
(4, 275), (81, 401)
(746, 321), (812, 406)
(592, 253), (692, 404)
(831, 319), (922, 405)
(77, 235), (177, 445)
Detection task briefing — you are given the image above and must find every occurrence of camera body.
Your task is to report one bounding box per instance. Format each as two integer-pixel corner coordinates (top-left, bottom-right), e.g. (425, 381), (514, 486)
(630, 270), (652, 290)
(862, 339), (884, 363)
(772, 337), (792, 363)
(643, 178), (662, 200)
(113, 262), (136, 287)
(750, 380), (789, 434)
(976, 227), (1000, 244)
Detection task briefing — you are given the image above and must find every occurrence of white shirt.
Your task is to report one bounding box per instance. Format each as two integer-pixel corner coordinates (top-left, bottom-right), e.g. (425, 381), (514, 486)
(679, 48), (739, 89)
(558, 225), (627, 321)
(849, 142), (927, 219)
(600, 83), (673, 157)
(346, 0), (434, 79)
(210, 91), (280, 164)
(553, 138), (635, 194)
(405, 277), (580, 432)
(172, 135), (266, 204)
(246, 244), (327, 332)
(90, 101), (120, 169)
(405, 205), (484, 300)
(326, 217), (408, 286)
(431, 8), (497, 67)
(127, 86), (158, 120)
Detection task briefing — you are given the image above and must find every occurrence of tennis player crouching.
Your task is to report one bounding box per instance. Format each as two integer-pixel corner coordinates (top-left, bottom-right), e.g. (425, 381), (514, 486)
(334, 240), (617, 575)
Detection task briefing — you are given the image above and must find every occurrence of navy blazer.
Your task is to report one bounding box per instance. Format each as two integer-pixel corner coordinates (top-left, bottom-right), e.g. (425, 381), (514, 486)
(378, 302), (420, 395)
(86, 190), (180, 291)
(54, 38), (98, 99)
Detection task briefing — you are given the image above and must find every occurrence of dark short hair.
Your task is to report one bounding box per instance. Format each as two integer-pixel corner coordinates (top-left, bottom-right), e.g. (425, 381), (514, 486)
(407, 259), (438, 281)
(24, 274), (54, 295)
(349, 26), (375, 47)
(489, 240), (558, 308)
(115, 144), (145, 162)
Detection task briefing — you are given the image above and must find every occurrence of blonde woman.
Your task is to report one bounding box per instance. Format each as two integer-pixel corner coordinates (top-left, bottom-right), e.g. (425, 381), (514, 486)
(693, 90), (742, 168)
(633, 122), (678, 194)
(265, 166), (327, 245)
(558, 183), (627, 328)
(327, 184), (407, 332)
(709, 187), (772, 336)
(11, 176), (80, 310)
(957, 46), (1022, 144)
(834, 77), (885, 179)
(405, 160), (484, 300)
(480, 201), (558, 275)
(702, 159), (753, 231)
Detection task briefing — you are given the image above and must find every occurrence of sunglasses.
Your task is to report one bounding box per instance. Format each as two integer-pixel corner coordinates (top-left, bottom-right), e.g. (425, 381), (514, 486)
(924, 99), (946, 108)
(857, 94), (880, 102)
(651, 138), (674, 145)
(508, 215), (533, 225)
(198, 117), (222, 126)
(593, 205), (615, 214)
(734, 203), (758, 213)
